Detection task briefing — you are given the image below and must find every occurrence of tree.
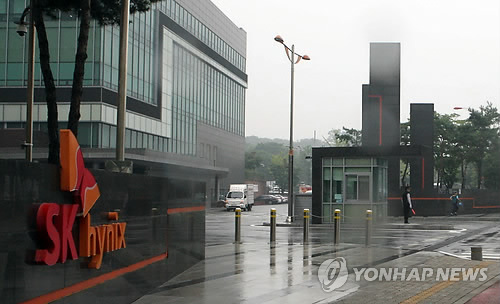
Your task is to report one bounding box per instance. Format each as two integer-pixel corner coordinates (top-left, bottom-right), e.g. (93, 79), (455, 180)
(244, 138), (314, 189)
(34, 0), (160, 162)
(295, 145), (312, 186)
(66, 0), (92, 137)
(463, 102), (500, 189)
(269, 153), (288, 191)
(429, 103), (499, 190)
(245, 151), (269, 180)
(433, 113), (461, 189)
(483, 137), (500, 189)
(32, 2), (59, 163)
(334, 127), (362, 147)
(245, 142), (286, 182)
(68, 0), (161, 136)
(454, 121), (474, 189)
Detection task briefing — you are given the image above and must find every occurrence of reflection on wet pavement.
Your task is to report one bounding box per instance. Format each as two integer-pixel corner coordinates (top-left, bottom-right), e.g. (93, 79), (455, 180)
(133, 204), (499, 304)
(133, 242), (407, 304)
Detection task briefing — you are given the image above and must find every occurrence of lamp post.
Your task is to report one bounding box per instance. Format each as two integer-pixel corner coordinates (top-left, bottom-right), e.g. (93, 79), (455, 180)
(15, 3), (35, 162)
(116, 0), (130, 162)
(274, 35), (310, 222)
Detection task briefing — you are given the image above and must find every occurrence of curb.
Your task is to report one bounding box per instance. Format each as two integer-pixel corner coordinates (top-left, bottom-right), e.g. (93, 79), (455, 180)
(379, 223), (455, 230)
(261, 222), (455, 230)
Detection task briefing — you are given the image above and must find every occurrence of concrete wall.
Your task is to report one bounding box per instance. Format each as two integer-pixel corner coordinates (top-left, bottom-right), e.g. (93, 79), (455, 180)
(0, 160), (205, 304)
(197, 122), (245, 195)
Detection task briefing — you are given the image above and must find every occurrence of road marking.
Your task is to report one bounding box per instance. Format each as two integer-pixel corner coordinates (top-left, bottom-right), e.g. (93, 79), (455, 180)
(449, 228), (467, 233)
(400, 261), (492, 304)
(438, 251), (500, 260)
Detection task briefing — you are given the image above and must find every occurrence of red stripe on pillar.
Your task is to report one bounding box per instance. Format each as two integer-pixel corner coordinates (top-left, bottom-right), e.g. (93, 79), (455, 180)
(167, 206), (205, 214)
(368, 95), (383, 146)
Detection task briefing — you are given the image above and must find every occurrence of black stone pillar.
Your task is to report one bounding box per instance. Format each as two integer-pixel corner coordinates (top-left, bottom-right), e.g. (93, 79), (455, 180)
(409, 104), (434, 196)
(361, 43), (401, 198)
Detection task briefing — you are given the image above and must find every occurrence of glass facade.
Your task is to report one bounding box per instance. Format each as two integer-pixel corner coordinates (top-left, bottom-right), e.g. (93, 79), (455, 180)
(0, 0), (245, 103)
(156, 0), (246, 72)
(0, 3), (155, 104)
(321, 157), (388, 221)
(0, 0), (247, 157)
(169, 42), (245, 155)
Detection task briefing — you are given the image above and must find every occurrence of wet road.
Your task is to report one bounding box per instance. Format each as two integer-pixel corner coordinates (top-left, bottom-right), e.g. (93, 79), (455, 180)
(132, 204), (499, 304)
(206, 204), (498, 256)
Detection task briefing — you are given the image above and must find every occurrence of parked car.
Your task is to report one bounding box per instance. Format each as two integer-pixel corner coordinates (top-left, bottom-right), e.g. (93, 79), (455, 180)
(216, 195), (226, 208)
(255, 195), (279, 205)
(272, 195), (283, 203)
(277, 195), (288, 204)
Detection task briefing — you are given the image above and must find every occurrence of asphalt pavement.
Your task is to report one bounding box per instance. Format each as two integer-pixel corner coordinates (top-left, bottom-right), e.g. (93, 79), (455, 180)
(132, 204), (500, 304)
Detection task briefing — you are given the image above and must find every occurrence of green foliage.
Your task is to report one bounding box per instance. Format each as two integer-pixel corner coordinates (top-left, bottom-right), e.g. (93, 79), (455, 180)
(432, 103), (499, 189)
(464, 102), (500, 189)
(270, 152), (288, 191)
(434, 113), (461, 189)
(483, 139), (500, 189)
(39, 0), (159, 25)
(247, 102), (499, 192)
(334, 127), (362, 147)
(400, 121), (410, 146)
(244, 139), (313, 191)
(294, 145), (312, 185)
(244, 142), (286, 182)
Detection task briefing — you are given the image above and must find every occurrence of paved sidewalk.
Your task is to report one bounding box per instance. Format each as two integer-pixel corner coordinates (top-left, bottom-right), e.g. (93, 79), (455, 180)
(466, 281), (500, 303)
(132, 242), (499, 304)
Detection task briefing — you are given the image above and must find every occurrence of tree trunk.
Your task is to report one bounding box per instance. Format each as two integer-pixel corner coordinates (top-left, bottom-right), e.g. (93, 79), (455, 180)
(476, 161), (482, 189)
(67, 0), (91, 137)
(461, 160), (466, 189)
(436, 164), (440, 189)
(33, 5), (59, 164)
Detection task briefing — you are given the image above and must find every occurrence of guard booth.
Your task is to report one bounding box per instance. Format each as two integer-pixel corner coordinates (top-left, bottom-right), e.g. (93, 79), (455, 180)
(319, 157), (388, 223)
(312, 145), (431, 224)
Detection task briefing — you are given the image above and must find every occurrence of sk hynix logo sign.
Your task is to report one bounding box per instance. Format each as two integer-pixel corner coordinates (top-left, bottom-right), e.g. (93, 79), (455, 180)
(33, 129), (126, 269)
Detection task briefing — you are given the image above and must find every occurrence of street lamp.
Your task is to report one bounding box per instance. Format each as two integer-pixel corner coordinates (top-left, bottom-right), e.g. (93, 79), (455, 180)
(274, 35), (310, 222)
(15, 3), (35, 162)
(453, 106), (470, 120)
(116, 0), (130, 163)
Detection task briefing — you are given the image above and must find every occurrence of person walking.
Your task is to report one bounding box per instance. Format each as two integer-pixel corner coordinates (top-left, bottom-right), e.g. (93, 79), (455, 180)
(401, 186), (412, 224)
(450, 191), (460, 216)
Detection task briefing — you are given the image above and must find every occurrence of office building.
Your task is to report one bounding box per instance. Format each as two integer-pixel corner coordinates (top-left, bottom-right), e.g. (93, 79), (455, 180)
(0, 0), (248, 203)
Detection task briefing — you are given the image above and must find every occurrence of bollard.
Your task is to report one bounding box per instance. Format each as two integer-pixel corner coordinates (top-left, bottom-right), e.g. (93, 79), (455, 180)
(334, 209), (341, 245)
(270, 208), (276, 243)
(235, 208), (241, 243)
(471, 246), (483, 261)
(365, 210), (372, 246)
(303, 209), (310, 244)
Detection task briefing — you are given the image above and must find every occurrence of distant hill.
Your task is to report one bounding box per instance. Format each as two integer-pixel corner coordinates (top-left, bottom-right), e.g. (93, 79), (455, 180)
(245, 136), (326, 151)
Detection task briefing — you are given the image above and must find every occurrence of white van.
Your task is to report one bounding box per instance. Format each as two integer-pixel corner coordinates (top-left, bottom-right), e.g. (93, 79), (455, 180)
(225, 184), (258, 211)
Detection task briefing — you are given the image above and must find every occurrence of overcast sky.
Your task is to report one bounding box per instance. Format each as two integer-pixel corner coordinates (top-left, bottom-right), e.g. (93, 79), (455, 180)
(211, 0), (500, 141)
